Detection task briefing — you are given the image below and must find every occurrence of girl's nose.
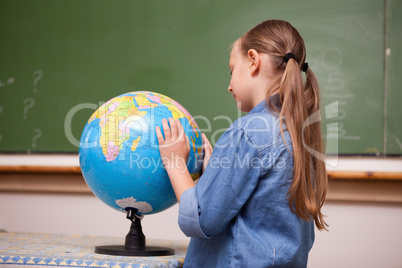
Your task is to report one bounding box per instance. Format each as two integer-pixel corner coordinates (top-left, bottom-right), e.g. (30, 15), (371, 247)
(228, 84), (232, 92)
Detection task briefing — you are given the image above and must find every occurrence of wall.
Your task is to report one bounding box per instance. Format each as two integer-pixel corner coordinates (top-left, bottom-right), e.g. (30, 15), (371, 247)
(1, 192), (402, 267)
(1, 155), (402, 267)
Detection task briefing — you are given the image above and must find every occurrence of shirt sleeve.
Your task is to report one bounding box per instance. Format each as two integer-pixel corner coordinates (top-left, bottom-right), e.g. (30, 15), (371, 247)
(178, 126), (262, 238)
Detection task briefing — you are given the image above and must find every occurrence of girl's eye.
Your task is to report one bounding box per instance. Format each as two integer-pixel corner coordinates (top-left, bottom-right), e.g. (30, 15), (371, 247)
(229, 70), (233, 75)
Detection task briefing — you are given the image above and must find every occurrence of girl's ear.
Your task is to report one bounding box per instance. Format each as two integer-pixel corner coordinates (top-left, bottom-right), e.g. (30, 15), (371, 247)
(247, 49), (260, 75)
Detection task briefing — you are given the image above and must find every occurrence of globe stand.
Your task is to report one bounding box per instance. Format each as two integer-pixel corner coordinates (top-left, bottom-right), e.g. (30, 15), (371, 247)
(94, 208), (175, 256)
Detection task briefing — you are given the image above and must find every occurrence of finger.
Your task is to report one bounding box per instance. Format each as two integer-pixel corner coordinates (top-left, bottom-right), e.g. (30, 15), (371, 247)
(202, 133), (213, 157)
(186, 134), (191, 149)
(162, 118), (171, 140)
(155, 126), (164, 143)
(176, 119), (186, 142)
(169, 118), (178, 138)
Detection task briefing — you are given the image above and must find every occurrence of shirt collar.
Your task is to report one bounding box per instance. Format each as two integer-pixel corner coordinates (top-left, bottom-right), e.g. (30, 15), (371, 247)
(248, 94), (281, 115)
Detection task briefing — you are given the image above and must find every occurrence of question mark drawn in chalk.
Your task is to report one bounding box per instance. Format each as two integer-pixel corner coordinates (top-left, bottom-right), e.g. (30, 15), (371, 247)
(33, 70), (43, 93)
(23, 98), (35, 119)
(32, 128), (42, 148)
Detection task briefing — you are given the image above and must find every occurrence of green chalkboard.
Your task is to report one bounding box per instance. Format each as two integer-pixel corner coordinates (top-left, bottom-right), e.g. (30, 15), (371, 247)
(0, 0), (398, 155)
(385, 0), (402, 155)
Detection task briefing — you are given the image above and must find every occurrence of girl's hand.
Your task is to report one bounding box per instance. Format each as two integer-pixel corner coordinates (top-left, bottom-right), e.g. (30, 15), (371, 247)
(155, 118), (194, 202)
(155, 118), (190, 172)
(201, 133), (213, 173)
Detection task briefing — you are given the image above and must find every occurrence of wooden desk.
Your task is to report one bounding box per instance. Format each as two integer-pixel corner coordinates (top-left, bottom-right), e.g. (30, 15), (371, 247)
(0, 232), (188, 267)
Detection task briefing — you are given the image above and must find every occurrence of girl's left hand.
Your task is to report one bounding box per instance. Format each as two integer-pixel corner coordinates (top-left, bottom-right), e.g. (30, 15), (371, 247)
(155, 118), (190, 171)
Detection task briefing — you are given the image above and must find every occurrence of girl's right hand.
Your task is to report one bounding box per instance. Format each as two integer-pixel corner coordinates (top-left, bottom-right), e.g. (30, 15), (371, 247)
(201, 133), (213, 173)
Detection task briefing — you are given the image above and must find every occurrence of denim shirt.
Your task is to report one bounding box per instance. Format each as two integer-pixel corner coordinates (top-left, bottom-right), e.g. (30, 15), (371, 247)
(178, 99), (315, 267)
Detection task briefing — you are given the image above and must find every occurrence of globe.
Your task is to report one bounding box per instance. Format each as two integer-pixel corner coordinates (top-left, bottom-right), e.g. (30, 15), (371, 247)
(79, 91), (203, 216)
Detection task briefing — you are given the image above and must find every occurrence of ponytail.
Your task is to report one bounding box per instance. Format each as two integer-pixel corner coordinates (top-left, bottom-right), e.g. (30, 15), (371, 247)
(280, 58), (328, 231)
(239, 19), (328, 231)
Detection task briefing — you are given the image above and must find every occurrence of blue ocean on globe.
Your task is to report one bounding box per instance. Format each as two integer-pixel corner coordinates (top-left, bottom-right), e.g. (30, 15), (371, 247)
(79, 91), (203, 215)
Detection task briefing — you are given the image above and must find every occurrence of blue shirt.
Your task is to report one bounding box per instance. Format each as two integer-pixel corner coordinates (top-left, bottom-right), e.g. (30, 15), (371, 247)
(178, 99), (315, 267)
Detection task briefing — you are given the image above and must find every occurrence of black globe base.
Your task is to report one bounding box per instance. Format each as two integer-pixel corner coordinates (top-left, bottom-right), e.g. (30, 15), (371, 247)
(94, 207), (175, 257)
(95, 245), (175, 256)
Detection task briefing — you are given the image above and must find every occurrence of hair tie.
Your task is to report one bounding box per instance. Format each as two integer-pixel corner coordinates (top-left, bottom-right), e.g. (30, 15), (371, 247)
(302, 62), (309, 72)
(284, 53), (295, 62)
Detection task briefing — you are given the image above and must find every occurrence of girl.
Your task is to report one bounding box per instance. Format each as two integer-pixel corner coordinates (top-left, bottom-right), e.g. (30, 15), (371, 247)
(155, 19), (328, 267)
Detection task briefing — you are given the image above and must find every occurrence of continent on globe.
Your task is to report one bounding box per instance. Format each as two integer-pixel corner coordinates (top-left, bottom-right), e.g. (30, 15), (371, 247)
(79, 91), (203, 215)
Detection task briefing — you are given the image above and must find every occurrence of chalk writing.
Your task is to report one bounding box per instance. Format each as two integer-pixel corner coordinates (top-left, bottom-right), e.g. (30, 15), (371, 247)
(318, 47), (360, 141)
(23, 98), (35, 120)
(0, 77), (15, 89)
(395, 136), (402, 150)
(32, 128), (42, 148)
(33, 70), (43, 93)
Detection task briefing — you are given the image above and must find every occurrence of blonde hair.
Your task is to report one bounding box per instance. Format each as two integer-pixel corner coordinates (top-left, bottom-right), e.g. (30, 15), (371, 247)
(239, 19), (328, 230)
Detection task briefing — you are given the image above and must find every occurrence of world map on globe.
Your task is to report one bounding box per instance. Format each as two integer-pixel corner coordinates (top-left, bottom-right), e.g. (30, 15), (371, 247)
(79, 91), (203, 215)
